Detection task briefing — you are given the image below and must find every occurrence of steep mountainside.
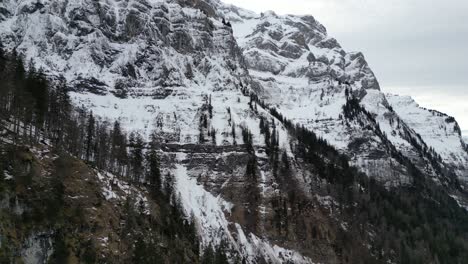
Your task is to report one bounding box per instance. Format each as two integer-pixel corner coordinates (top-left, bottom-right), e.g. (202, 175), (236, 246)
(2, 0), (467, 185)
(2, 0), (468, 263)
(0, 144), (200, 263)
(386, 94), (468, 182)
(219, 5), (468, 187)
(0, 0), (250, 137)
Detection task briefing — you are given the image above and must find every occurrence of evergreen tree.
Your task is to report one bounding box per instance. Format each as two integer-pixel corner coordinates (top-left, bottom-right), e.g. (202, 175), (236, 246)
(232, 122), (237, 145)
(111, 121), (127, 176)
(130, 132), (144, 183)
(94, 121), (110, 169)
(85, 112), (95, 162)
(164, 172), (175, 202)
(49, 232), (69, 264)
(146, 147), (161, 197)
(211, 128), (216, 145)
(208, 94), (213, 119)
(201, 244), (215, 264)
(214, 242), (229, 264)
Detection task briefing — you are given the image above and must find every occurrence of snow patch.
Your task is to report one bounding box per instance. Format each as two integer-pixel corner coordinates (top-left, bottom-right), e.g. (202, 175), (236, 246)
(96, 171), (150, 215)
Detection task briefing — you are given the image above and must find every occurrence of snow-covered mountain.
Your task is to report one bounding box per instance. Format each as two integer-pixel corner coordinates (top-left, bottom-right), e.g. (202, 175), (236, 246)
(386, 95), (468, 181)
(1, 0), (468, 263)
(219, 4), (468, 186)
(0, 0), (323, 262)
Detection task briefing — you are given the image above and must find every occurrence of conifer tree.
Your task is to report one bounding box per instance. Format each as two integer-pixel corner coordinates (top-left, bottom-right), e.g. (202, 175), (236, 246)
(146, 147), (161, 197)
(201, 244), (215, 264)
(164, 172), (175, 202)
(130, 132), (144, 183)
(85, 112), (95, 162)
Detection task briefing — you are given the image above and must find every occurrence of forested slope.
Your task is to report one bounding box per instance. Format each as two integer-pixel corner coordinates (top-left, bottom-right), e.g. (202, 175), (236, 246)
(0, 51), (232, 263)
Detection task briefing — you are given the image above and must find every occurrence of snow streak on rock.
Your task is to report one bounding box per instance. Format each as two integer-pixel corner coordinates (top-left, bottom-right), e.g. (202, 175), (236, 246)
(170, 152), (314, 264)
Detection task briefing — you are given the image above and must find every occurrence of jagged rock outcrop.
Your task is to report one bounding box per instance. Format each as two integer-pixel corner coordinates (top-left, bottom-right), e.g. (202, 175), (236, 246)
(2, 0), (468, 263)
(219, 5), (468, 187)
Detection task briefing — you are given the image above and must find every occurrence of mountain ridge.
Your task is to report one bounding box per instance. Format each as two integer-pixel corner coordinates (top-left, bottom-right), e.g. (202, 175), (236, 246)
(219, 4), (468, 186)
(1, 0), (468, 263)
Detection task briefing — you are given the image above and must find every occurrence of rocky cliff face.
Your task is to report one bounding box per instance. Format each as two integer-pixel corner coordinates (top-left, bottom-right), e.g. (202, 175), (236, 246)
(0, 0), (319, 262)
(220, 4), (468, 187)
(1, 0), (468, 263)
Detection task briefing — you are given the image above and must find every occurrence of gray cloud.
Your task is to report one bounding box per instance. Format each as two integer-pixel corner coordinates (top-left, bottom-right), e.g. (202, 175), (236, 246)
(333, 0), (468, 88)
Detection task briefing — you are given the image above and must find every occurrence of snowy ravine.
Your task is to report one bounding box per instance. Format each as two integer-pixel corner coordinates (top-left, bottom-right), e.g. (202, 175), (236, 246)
(2, 0), (468, 262)
(169, 152), (313, 264)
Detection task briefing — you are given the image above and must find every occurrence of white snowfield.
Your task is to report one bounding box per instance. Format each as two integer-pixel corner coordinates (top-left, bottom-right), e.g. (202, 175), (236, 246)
(1, 0), (467, 262)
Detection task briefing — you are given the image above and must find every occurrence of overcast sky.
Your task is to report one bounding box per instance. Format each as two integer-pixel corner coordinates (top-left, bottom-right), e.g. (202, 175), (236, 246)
(222, 0), (468, 134)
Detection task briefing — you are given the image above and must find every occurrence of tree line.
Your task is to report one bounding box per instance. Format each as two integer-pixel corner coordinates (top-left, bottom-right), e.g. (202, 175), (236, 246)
(0, 50), (235, 263)
(243, 83), (468, 263)
(0, 50), (160, 185)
